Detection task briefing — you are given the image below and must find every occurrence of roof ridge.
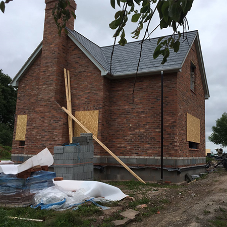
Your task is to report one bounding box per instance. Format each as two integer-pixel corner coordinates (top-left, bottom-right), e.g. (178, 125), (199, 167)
(100, 30), (198, 48)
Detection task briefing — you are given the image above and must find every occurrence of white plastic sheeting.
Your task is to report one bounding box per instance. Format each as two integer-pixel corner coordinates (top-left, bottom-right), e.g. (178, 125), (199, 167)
(0, 164), (19, 174)
(32, 181), (127, 210)
(0, 148), (53, 174)
(17, 148), (53, 173)
(54, 180), (127, 201)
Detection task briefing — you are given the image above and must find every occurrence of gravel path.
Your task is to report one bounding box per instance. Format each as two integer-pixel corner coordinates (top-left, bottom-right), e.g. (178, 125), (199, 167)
(129, 170), (227, 227)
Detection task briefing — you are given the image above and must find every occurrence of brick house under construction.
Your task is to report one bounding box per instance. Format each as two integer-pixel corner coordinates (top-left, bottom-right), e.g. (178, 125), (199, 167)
(11, 0), (209, 182)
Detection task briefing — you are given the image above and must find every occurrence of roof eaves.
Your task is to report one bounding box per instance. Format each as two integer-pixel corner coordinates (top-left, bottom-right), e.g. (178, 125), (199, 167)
(67, 31), (108, 76)
(112, 66), (181, 78)
(11, 42), (43, 87)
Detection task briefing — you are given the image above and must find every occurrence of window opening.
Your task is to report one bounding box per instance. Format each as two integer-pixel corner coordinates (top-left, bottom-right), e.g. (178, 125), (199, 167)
(190, 62), (196, 92)
(19, 141), (25, 147)
(189, 141), (198, 149)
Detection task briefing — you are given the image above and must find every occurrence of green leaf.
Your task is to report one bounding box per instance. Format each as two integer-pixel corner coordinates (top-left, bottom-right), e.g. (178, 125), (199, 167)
(178, 31), (181, 40)
(115, 17), (123, 26)
(160, 18), (168, 29)
(161, 1), (169, 23)
(131, 13), (141, 22)
(182, 0), (193, 13)
(117, 0), (121, 6)
(168, 1), (181, 22)
(127, 0), (134, 7)
(173, 40), (180, 52)
(115, 10), (123, 19)
(140, 3), (150, 13)
(164, 48), (170, 58)
(119, 29), (127, 46)
(134, 0), (142, 4)
(153, 44), (162, 59)
(119, 36), (127, 46)
(109, 20), (118, 29)
(157, 1), (164, 19)
(0, 1), (5, 13)
(111, 0), (115, 9)
(157, 36), (164, 45)
(172, 21), (176, 32)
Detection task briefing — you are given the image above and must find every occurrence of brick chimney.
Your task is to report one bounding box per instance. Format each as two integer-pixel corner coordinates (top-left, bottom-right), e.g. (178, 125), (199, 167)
(33, 0), (77, 153)
(38, 0), (77, 105)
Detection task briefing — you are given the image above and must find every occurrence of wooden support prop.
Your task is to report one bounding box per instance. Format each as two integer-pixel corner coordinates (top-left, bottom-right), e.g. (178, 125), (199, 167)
(64, 68), (73, 143)
(62, 106), (146, 184)
(67, 70), (73, 142)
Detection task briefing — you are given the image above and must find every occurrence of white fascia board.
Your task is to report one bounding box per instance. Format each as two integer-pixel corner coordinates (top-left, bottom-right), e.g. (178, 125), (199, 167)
(68, 32), (108, 76)
(194, 35), (210, 99)
(11, 42), (43, 87)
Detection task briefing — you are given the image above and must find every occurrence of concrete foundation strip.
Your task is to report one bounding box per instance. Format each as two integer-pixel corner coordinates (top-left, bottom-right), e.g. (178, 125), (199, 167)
(62, 107), (146, 184)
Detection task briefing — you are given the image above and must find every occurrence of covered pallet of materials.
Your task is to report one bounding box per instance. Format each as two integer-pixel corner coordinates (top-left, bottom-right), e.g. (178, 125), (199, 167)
(0, 148), (56, 207)
(0, 170), (56, 207)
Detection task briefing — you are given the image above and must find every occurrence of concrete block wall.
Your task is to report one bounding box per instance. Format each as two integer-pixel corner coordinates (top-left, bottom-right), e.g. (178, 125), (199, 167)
(54, 133), (94, 180)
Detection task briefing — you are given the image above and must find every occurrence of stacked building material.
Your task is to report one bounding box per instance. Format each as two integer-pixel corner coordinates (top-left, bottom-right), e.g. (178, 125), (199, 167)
(54, 133), (94, 180)
(0, 170), (56, 207)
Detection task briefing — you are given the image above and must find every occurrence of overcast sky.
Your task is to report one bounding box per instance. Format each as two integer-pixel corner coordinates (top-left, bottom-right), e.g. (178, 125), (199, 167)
(0, 0), (226, 153)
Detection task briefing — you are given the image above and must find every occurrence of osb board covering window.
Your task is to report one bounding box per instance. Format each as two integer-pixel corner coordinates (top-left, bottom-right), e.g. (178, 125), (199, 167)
(74, 110), (99, 137)
(15, 115), (27, 141)
(187, 113), (200, 143)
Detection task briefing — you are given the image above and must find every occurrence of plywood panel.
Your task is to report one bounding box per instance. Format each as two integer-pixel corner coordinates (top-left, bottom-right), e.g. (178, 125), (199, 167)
(15, 115), (27, 141)
(187, 113), (200, 143)
(74, 110), (99, 137)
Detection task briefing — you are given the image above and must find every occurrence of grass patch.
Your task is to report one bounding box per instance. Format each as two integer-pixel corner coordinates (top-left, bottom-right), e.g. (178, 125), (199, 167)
(105, 180), (182, 190)
(203, 209), (211, 215)
(209, 217), (227, 227)
(208, 207), (227, 227)
(128, 196), (150, 209)
(0, 203), (102, 227)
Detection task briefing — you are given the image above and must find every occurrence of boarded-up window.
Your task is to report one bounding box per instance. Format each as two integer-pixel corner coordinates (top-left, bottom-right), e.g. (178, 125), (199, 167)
(74, 110), (99, 137)
(187, 113), (200, 143)
(15, 115), (27, 141)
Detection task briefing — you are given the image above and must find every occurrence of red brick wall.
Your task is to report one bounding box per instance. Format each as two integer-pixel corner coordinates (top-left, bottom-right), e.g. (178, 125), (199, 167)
(176, 41), (206, 158)
(104, 73), (178, 157)
(12, 54), (42, 155)
(66, 39), (111, 155)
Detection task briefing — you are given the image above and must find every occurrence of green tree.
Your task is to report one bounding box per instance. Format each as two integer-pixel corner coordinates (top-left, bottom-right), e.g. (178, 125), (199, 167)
(0, 69), (17, 146)
(109, 0), (193, 64)
(209, 112), (227, 147)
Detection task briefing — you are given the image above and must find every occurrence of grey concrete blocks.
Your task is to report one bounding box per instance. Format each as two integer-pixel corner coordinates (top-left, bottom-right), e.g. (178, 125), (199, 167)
(54, 146), (64, 154)
(54, 135), (94, 181)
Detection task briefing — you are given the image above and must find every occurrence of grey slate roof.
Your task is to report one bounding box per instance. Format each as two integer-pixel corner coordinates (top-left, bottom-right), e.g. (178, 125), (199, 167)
(11, 29), (209, 98)
(67, 28), (197, 76)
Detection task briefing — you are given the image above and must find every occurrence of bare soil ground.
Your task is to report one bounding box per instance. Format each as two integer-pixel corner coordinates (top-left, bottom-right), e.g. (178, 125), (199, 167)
(127, 169), (227, 227)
